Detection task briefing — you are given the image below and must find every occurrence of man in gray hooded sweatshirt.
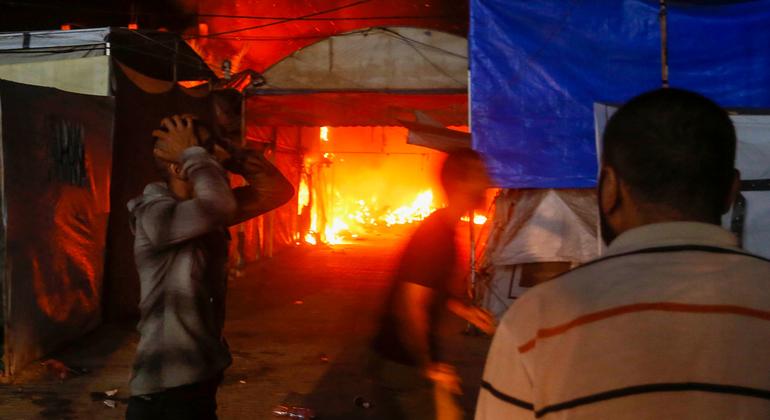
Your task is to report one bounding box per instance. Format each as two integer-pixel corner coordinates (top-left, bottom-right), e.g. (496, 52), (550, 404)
(126, 115), (293, 420)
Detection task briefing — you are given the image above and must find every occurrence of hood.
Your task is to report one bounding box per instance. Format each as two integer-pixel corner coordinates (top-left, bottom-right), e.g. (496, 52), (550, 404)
(127, 182), (173, 234)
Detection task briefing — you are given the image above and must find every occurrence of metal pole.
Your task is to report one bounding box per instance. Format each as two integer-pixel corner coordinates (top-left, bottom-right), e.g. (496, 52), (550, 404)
(469, 210), (477, 299)
(465, 210), (478, 334)
(659, 0), (669, 88)
(266, 127), (277, 258)
(172, 41), (178, 84)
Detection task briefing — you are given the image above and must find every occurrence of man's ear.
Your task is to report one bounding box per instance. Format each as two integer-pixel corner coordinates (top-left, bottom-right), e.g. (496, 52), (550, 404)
(722, 169), (741, 215)
(599, 165), (620, 216)
(170, 162), (184, 179)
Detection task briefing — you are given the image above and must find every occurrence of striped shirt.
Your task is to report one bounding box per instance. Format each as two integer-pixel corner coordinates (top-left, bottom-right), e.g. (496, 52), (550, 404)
(476, 222), (770, 419)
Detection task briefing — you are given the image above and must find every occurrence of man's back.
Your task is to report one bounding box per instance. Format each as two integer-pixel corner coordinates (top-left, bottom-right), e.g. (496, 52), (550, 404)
(477, 222), (770, 419)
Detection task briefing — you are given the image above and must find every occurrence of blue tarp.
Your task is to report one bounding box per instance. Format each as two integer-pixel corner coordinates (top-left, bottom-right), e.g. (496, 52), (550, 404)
(470, 0), (770, 188)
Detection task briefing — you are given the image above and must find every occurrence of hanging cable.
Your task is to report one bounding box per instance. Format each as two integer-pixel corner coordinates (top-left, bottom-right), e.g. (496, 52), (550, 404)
(660, 0), (669, 88)
(187, 0), (374, 40)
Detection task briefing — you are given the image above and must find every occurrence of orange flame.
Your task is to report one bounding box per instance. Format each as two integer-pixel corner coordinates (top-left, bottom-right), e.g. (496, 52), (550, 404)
(298, 126), (448, 246)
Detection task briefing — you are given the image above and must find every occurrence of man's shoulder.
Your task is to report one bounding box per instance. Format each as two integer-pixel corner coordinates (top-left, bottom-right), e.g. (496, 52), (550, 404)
(505, 245), (770, 320)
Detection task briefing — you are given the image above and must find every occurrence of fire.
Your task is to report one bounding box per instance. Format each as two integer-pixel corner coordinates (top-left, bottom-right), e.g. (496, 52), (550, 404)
(461, 214), (489, 225)
(297, 177), (310, 214)
(382, 190), (435, 226)
(325, 217), (350, 245)
(298, 126), (450, 246)
(299, 188), (441, 246)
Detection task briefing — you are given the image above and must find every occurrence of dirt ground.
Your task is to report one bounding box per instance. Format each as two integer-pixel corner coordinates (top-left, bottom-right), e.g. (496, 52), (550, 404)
(0, 232), (492, 419)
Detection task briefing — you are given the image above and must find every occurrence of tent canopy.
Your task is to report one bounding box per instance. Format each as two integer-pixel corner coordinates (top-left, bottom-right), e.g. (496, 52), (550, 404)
(193, 0), (468, 74)
(245, 26), (468, 127)
(260, 27), (466, 91)
(0, 27), (215, 82)
(470, 0), (770, 188)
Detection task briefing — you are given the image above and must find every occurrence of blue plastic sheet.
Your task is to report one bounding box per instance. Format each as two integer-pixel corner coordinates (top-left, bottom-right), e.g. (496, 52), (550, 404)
(470, 0), (770, 188)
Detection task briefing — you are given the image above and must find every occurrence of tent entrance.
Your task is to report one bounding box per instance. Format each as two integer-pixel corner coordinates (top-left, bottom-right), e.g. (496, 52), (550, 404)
(298, 126), (451, 245)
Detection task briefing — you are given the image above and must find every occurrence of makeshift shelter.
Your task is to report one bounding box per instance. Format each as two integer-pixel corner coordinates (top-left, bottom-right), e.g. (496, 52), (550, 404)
(183, 1), (472, 250)
(469, 0), (770, 313)
(0, 80), (113, 375)
(230, 25), (469, 251)
(0, 27), (230, 372)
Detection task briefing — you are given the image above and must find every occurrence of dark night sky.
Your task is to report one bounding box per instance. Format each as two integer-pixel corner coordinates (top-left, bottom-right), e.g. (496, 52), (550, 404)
(0, 0), (195, 32)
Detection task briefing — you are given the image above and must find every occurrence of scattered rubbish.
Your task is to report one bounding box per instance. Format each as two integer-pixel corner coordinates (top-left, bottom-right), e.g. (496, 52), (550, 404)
(104, 388), (119, 397)
(104, 400), (117, 408)
(41, 359), (87, 380)
(293, 300), (304, 305)
(354, 396), (374, 409)
(318, 353), (330, 363)
(239, 380), (247, 384)
(271, 404), (316, 419)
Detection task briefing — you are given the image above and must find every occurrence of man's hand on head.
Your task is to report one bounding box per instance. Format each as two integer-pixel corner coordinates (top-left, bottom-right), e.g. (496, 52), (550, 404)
(152, 115), (200, 163)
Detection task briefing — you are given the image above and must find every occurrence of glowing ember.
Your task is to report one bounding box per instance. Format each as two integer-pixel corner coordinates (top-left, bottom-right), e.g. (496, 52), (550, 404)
(382, 190), (436, 226)
(325, 217), (349, 245)
(461, 214), (489, 225)
(297, 177), (310, 214)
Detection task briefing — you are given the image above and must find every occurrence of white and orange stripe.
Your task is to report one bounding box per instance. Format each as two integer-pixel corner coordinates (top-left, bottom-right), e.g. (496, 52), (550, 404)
(476, 222), (770, 419)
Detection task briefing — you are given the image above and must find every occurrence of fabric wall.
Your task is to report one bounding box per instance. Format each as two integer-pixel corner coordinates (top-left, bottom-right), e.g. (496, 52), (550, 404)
(0, 56), (110, 96)
(103, 63), (213, 320)
(470, 0), (770, 188)
(0, 80), (114, 374)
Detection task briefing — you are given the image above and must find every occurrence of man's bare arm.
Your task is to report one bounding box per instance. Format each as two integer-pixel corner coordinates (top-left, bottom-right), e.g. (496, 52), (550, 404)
(394, 281), (463, 394)
(446, 298), (497, 335)
(393, 281), (434, 369)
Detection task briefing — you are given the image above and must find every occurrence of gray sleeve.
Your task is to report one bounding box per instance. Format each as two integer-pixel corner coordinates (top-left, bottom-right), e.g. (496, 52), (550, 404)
(139, 147), (237, 248)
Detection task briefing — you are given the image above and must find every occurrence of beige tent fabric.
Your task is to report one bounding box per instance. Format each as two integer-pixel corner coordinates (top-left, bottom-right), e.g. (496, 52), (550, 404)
(261, 27), (467, 90)
(0, 55), (110, 96)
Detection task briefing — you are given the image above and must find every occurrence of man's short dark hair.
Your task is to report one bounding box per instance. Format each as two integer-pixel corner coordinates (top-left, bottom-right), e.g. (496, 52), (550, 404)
(440, 148), (485, 196)
(603, 88), (736, 219)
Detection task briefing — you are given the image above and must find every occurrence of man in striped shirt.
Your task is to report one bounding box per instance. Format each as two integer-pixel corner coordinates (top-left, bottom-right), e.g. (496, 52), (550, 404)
(476, 88), (770, 419)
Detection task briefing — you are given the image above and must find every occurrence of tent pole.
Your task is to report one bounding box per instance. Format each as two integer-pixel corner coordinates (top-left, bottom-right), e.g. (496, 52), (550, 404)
(465, 210), (477, 334)
(659, 0), (669, 88)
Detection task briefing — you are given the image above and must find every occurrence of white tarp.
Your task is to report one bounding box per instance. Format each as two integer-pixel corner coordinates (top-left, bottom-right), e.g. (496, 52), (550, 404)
(480, 189), (599, 317)
(0, 28), (109, 51)
(260, 27), (467, 91)
(0, 56), (110, 96)
(0, 28), (111, 96)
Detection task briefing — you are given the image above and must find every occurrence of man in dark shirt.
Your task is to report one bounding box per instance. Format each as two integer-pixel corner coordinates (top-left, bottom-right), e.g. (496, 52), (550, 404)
(372, 148), (496, 420)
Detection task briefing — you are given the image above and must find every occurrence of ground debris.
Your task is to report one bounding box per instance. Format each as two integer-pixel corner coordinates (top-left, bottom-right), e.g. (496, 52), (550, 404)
(354, 396), (374, 409)
(271, 404), (316, 418)
(40, 359), (88, 380)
